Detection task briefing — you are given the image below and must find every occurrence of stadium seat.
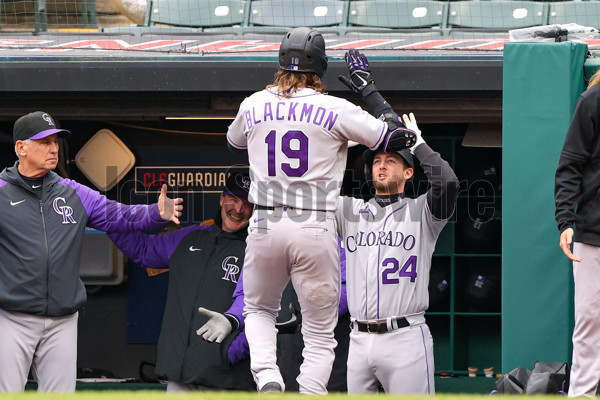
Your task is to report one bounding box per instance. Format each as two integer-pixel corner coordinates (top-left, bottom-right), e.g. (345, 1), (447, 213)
(246, 0), (347, 34)
(346, 0), (448, 35)
(548, 1), (600, 27)
(447, 1), (548, 33)
(146, 0), (250, 33)
(0, 0), (97, 32)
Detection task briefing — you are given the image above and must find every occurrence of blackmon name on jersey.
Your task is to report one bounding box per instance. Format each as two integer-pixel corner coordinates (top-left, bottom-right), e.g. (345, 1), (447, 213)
(243, 101), (339, 132)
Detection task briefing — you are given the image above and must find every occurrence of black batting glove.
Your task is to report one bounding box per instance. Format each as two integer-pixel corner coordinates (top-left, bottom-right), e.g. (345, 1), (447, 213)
(382, 128), (418, 152)
(379, 111), (417, 152)
(339, 50), (376, 96)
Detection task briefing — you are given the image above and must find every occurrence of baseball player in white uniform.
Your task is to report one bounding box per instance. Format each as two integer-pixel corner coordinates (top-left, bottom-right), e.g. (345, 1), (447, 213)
(226, 28), (417, 394)
(336, 105), (459, 392)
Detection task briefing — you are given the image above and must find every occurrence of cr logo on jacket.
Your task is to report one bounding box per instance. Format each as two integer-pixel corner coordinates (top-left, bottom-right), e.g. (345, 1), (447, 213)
(53, 197), (77, 224)
(222, 256), (240, 283)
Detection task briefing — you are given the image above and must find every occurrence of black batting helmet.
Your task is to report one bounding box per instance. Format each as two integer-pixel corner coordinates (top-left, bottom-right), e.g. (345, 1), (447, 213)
(279, 27), (328, 78)
(363, 148), (414, 188)
(465, 264), (501, 312)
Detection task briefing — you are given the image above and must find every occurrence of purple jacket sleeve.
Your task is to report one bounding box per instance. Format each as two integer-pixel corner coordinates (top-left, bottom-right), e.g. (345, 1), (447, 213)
(227, 330), (250, 366)
(59, 178), (167, 233)
(339, 238), (348, 316)
(107, 225), (206, 269)
(225, 268), (245, 330)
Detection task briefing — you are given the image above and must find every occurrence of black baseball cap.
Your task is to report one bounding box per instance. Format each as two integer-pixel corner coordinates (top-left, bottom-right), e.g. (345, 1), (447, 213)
(13, 111), (70, 143)
(363, 148), (415, 169)
(223, 171), (251, 198)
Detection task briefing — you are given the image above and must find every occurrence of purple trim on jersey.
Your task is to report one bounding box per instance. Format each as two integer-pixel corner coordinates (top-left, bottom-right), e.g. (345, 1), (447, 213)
(382, 204), (407, 231)
(420, 325), (433, 394)
(0, 178), (7, 188)
(359, 209), (375, 219)
(339, 238), (349, 315)
(370, 123), (388, 150)
(226, 136), (247, 149)
(381, 130), (392, 152)
(360, 208), (375, 318)
(57, 177), (165, 232)
(377, 204), (407, 318)
(29, 128), (70, 140)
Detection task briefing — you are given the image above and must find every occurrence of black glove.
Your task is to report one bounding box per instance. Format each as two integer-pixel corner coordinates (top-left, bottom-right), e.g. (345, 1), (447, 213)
(275, 303), (302, 335)
(339, 50), (395, 118)
(339, 49), (377, 96)
(381, 110), (404, 131)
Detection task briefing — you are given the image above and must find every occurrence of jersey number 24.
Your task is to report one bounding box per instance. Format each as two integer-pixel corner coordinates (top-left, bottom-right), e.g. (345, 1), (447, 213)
(265, 130), (308, 177)
(382, 256), (417, 283)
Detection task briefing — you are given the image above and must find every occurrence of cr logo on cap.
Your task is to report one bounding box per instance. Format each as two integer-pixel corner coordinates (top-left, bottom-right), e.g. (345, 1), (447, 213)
(241, 176), (251, 190)
(42, 113), (54, 126)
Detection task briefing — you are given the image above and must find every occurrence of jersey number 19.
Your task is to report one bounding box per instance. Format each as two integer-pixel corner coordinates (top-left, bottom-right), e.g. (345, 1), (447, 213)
(265, 130), (309, 177)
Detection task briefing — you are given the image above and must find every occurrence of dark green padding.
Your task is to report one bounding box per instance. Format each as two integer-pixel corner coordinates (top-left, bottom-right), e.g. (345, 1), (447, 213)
(502, 41), (587, 373)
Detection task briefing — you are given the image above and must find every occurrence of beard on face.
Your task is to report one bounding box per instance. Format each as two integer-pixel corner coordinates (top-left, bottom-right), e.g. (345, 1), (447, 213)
(373, 176), (402, 193)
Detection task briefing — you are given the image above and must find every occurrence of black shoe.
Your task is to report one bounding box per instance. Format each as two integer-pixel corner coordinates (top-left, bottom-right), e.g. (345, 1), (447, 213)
(260, 382), (282, 393)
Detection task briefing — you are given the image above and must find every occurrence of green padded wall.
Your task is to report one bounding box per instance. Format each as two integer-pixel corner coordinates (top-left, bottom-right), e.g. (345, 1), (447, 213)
(502, 41), (587, 372)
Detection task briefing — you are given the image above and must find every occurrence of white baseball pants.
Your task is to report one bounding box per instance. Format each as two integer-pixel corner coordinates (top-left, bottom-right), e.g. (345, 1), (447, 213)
(243, 208), (340, 394)
(569, 242), (600, 398)
(347, 323), (435, 395)
(0, 308), (78, 392)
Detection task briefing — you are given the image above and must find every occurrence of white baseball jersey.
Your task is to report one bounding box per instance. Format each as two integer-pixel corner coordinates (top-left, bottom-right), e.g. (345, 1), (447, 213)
(227, 87), (387, 211)
(336, 194), (447, 319)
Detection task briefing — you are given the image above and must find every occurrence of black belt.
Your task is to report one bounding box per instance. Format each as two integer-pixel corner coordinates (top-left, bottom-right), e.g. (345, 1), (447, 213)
(255, 205), (327, 212)
(354, 317), (409, 333)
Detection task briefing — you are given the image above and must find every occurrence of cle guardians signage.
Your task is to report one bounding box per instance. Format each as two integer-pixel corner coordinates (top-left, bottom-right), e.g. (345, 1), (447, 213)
(135, 166), (248, 194)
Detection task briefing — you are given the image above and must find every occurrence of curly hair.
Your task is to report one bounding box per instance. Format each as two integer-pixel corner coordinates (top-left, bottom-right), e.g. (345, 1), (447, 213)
(588, 68), (600, 89)
(267, 70), (327, 98)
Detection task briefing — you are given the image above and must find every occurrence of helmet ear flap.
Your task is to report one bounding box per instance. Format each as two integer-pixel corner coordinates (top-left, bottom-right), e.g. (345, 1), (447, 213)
(362, 148), (375, 188)
(364, 162), (373, 188)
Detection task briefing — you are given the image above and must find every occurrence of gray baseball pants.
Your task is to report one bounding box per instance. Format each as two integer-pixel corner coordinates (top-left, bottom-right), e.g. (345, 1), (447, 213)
(0, 308), (78, 392)
(243, 208), (340, 394)
(569, 242), (600, 398)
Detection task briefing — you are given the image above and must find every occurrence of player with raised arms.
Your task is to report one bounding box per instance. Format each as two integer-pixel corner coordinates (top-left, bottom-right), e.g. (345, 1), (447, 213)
(336, 50), (460, 394)
(226, 28), (417, 394)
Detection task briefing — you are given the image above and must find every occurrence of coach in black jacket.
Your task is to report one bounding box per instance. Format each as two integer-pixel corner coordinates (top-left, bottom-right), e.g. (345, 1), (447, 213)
(108, 172), (255, 391)
(555, 73), (600, 398)
(0, 111), (182, 393)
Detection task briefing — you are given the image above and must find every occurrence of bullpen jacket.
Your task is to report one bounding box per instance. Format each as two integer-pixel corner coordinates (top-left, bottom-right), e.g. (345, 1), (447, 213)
(0, 162), (166, 317)
(107, 212), (254, 390)
(556, 83), (600, 246)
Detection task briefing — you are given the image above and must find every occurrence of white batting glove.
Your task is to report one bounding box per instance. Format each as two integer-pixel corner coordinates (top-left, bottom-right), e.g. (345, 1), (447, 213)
(402, 113), (425, 154)
(196, 307), (232, 343)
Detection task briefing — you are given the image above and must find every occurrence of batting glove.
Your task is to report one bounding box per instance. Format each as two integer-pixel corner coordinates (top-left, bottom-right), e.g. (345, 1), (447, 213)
(379, 111), (417, 152)
(402, 113), (425, 153)
(196, 307), (232, 343)
(339, 50), (376, 97)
